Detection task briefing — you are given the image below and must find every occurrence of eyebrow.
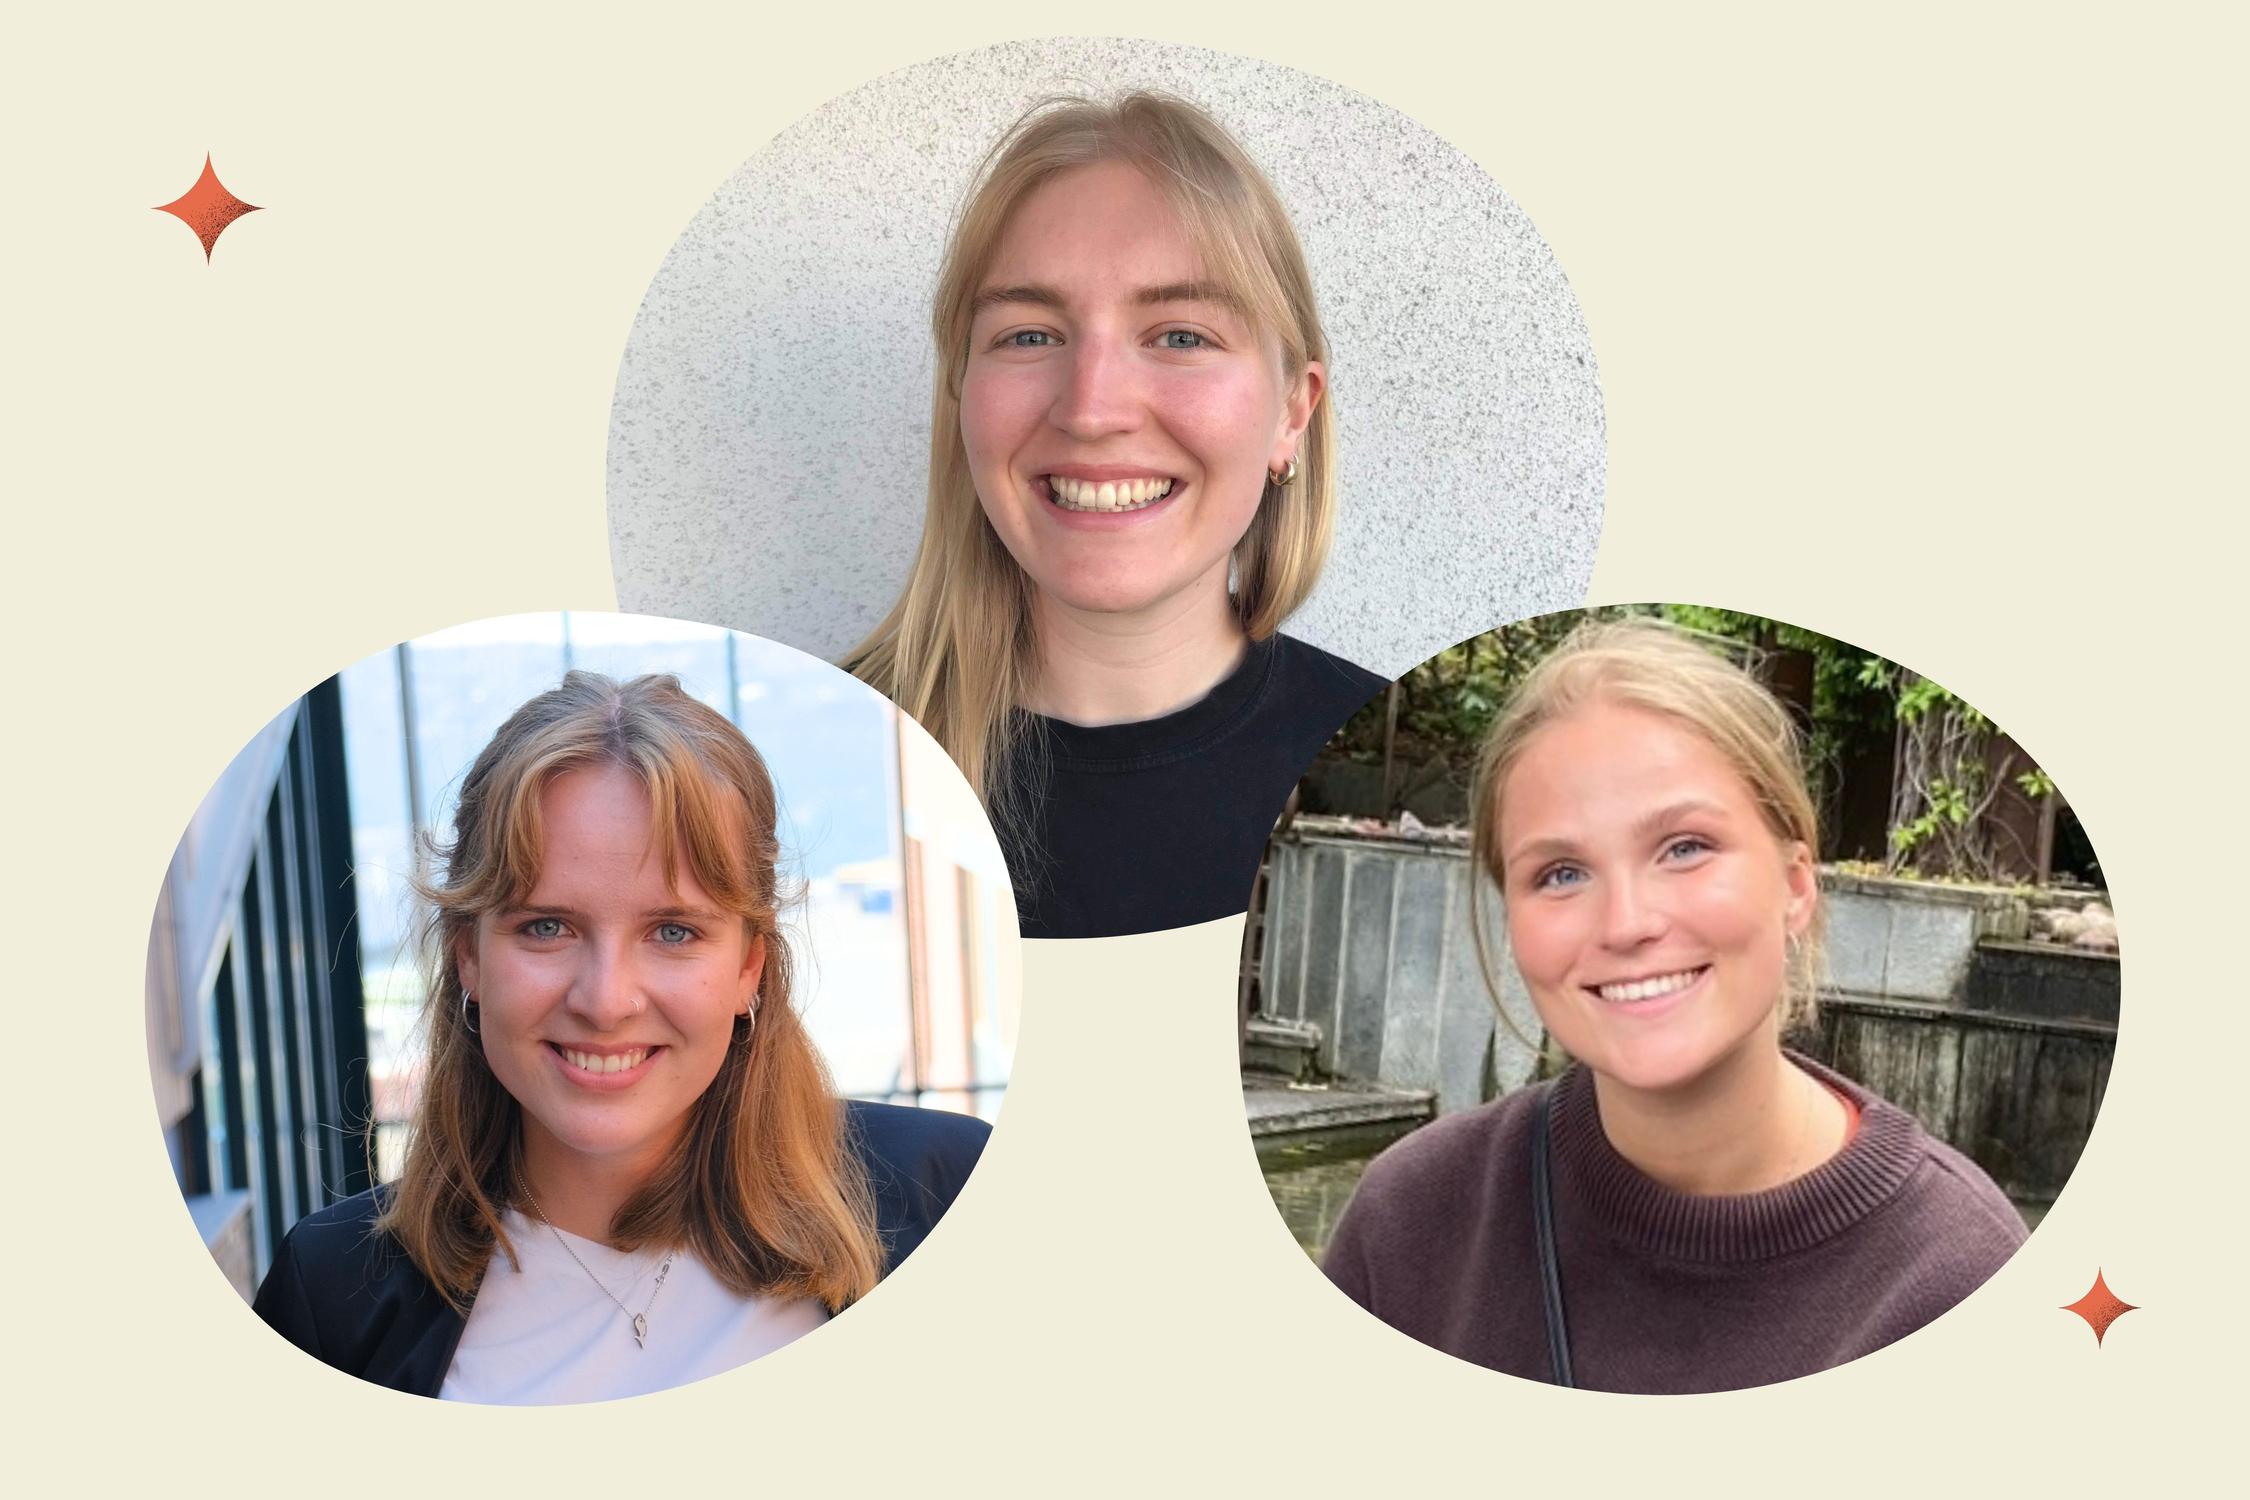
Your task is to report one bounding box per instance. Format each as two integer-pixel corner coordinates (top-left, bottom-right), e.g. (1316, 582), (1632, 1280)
(495, 903), (728, 922)
(968, 279), (1248, 317)
(1502, 800), (1729, 870)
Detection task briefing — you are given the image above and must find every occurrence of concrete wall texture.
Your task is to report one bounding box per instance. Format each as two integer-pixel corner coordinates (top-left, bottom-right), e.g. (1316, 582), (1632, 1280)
(1259, 834), (1545, 1115)
(608, 38), (1605, 676)
(1259, 835), (2105, 1113)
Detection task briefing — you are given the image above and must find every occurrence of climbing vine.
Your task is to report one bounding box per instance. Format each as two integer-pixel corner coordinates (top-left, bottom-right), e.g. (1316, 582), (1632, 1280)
(1322, 607), (2058, 882)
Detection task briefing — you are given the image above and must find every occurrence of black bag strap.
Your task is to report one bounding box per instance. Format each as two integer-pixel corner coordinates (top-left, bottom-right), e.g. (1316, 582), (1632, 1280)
(1531, 1081), (1575, 1388)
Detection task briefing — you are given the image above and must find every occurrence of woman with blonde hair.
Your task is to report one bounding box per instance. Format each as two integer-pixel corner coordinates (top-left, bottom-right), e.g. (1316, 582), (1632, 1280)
(1323, 620), (2025, 1392)
(846, 90), (1384, 939)
(253, 672), (987, 1402)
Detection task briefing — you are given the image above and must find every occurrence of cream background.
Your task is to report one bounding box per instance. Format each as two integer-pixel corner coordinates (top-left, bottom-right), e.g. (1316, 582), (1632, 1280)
(4, 3), (2237, 1493)
(607, 37), (1604, 672)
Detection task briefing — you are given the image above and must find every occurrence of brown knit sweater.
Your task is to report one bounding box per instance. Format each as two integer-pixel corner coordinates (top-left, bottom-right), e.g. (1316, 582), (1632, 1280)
(1322, 1055), (2027, 1393)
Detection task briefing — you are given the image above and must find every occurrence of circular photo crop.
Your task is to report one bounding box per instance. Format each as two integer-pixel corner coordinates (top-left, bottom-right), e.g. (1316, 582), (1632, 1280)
(1240, 604), (2113, 1393)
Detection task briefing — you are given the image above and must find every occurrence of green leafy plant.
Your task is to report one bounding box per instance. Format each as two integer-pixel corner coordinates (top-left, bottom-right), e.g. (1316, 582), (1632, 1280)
(1317, 609), (2058, 885)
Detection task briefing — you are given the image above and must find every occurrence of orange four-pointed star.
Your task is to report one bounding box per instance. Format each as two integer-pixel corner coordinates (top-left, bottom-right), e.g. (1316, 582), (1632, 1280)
(156, 155), (260, 261)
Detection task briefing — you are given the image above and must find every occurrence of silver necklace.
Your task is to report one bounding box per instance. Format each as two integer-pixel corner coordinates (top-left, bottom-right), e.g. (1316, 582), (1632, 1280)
(515, 1174), (674, 1350)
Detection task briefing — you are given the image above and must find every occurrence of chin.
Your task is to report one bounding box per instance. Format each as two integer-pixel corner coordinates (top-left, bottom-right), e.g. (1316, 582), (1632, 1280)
(1584, 1042), (1721, 1095)
(1033, 565), (1184, 618)
(529, 1103), (675, 1163)
(1576, 1017), (1773, 1098)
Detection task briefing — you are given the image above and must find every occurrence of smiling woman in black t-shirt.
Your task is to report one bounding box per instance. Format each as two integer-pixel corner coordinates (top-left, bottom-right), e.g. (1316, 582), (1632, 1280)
(845, 91), (1383, 938)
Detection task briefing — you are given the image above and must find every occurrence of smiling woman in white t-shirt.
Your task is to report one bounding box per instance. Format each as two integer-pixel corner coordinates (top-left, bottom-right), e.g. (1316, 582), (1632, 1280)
(253, 672), (987, 1402)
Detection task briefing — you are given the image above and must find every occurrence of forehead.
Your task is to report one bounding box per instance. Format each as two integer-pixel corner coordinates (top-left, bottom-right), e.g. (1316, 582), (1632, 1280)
(534, 766), (655, 865)
(982, 160), (1209, 295)
(1498, 701), (1761, 835)
(527, 765), (719, 899)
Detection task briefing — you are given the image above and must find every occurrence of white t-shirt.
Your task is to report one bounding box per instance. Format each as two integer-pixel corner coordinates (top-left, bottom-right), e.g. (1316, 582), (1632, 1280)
(439, 1209), (830, 1405)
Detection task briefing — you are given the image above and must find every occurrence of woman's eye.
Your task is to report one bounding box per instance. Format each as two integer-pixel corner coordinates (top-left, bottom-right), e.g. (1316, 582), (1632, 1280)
(1158, 329), (1208, 349)
(1663, 836), (1714, 863)
(1003, 329), (1055, 348)
(1532, 864), (1587, 892)
(522, 917), (565, 940)
(654, 922), (698, 946)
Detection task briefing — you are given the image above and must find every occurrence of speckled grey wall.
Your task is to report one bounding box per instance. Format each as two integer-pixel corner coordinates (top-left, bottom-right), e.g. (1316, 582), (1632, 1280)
(608, 38), (1606, 678)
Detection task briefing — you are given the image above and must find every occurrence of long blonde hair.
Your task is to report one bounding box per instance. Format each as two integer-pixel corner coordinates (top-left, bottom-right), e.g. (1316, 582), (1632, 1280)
(1469, 619), (1828, 1037)
(845, 90), (1337, 816)
(376, 672), (882, 1312)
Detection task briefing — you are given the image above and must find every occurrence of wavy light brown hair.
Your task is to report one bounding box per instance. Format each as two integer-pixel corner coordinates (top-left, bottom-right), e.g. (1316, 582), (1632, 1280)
(845, 89), (1336, 818)
(375, 671), (881, 1312)
(1469, 618), (1828, 1039)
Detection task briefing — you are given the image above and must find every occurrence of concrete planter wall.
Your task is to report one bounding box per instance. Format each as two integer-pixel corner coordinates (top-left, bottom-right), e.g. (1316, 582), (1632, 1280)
(1258, 833), (1543, 1116)
(1259, 836), (2064, 1105)
(1821, 870), (2031, 1005)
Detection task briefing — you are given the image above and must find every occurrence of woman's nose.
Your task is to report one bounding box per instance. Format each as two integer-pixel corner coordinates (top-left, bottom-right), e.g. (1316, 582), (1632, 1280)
(1049, 335), (1142, 439)
(565, 941), (646, 1030)
(1599, 873), (1669, 950)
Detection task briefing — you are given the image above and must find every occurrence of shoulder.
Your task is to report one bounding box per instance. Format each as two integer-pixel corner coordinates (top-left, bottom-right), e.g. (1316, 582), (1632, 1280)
(1848, 1096), (2030, 1328)
(262, 1186), (396, 1283)
(1901, 1128), (2031, 1262)
(1326, 1087), (1541, 1301)
(843, 1100), (990, 1276)
(1349, 1086), (1539, 1221)
(845, 1098), (991, 1182)
(1271, 634), (1389, 713)
(1797, 1052), (2029, 1273)
(251, 1186), (456, 1386)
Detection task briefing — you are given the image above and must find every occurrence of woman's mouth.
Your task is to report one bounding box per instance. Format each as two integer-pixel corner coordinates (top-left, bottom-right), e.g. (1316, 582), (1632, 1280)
(1043, 474), (1176, 513)
(547, 1042), (662, 1084)
(1588, 966), (1710, 1005)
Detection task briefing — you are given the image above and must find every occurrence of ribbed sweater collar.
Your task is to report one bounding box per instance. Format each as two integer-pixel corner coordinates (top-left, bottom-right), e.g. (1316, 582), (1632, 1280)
(1550, 1052), (1925, 1263)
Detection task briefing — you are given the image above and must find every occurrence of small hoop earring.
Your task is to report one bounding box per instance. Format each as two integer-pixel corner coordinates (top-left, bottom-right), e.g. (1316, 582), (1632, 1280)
(734, 1006), (758, 1049)
(1268, 456), (1300, 488)
(460, 988), (480, 1035)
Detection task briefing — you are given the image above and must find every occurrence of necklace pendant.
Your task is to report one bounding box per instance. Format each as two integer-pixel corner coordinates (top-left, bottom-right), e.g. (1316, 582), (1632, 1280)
(632, 1312), (648, 1349)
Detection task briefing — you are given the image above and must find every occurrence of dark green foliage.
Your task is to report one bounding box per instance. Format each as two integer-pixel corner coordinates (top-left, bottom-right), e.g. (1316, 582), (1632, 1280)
(1323, 606), (2049, 879)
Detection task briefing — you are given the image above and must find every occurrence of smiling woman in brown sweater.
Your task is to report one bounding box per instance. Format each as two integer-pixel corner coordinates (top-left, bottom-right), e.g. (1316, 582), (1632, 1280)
(1322, 621), (2026, 1394)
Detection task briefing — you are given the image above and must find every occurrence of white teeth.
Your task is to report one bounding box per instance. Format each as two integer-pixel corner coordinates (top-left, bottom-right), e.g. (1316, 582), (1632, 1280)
(563, 1047), (647, 1074)
(1595, 969), (1705, 1004)
(1047, 476), (1174, 512)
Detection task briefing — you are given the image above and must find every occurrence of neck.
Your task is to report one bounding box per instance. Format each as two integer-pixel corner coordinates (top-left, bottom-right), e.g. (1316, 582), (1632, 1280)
(1025, 567), (1247, 726)
(518, 1128), (671, 1245)
(1590, 1034), (1846, 1196)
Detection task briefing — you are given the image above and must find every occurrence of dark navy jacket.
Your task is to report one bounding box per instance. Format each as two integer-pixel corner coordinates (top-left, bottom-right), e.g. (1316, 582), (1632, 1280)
(251, 1100), (989, 1397)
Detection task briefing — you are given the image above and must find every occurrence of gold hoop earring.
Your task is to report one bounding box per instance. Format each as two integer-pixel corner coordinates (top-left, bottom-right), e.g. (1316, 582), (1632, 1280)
(1268, 456), (1300, 488)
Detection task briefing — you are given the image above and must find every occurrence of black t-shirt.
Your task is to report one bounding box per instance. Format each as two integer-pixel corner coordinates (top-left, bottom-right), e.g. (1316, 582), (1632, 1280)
(998, 634), (1387, 939)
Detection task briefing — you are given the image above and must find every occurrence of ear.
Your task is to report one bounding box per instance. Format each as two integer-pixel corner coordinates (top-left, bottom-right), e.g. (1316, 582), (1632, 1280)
(1781, 840), (1818, 938)
(737, 933), (769, 1017)
(454, 927), (481, 1001)
(1270, 358), (1326, 471)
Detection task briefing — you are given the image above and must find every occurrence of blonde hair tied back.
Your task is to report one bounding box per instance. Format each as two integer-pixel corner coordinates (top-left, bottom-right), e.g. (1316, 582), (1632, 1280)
(1468, 618), (1828, 1045)
(845, 90), (1337, 821)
